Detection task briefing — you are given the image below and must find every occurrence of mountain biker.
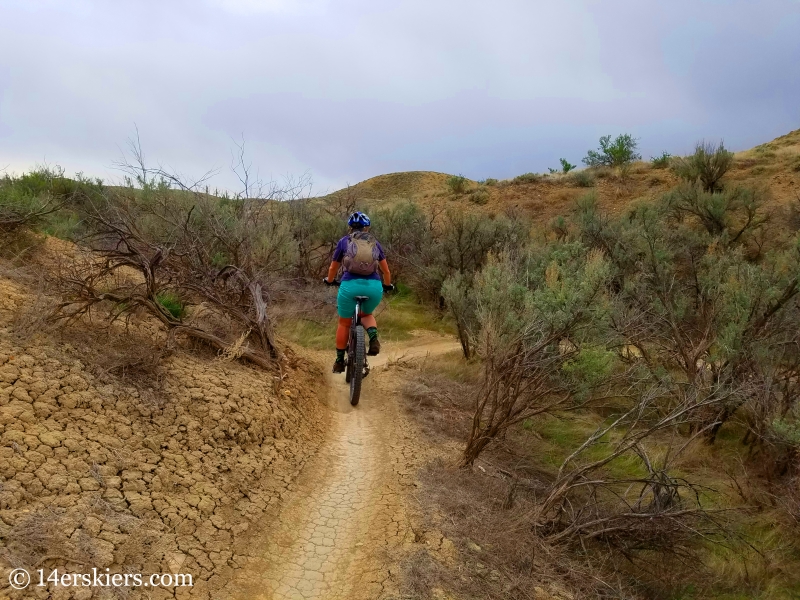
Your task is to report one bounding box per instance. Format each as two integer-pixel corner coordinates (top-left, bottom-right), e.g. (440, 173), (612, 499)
(322, 211), (394, 373)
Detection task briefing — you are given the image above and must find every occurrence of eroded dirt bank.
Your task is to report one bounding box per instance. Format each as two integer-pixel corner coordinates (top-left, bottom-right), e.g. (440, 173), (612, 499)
(0, 276), (329, 599)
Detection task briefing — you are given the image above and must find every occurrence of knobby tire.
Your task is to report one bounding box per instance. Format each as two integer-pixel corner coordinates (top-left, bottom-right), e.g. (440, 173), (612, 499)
(345, 354), (353, 384)
(349, 325), (365, 406)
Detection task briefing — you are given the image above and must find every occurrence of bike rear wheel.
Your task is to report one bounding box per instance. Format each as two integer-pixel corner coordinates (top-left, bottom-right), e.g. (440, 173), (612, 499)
(349, 325), (365, 406)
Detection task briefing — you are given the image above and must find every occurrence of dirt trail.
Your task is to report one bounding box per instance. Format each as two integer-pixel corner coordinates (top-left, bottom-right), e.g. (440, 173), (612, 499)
(220, 335), (460, 600)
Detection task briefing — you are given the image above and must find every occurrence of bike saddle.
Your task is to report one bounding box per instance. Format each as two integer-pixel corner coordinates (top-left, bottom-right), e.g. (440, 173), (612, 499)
(354, 295), (369, 302)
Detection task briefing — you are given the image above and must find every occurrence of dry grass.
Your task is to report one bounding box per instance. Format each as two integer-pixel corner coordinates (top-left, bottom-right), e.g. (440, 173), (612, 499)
(403, 458), (637, 600)
(398, 351), (800, 599)
(217, 327), (252, 361)
(397, 352), (476, 442)
(2, 507), (93, 570)
(8, 285), (60, 340)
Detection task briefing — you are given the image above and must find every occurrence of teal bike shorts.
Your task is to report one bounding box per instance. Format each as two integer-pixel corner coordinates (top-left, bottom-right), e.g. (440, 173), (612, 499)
(337, 278), (383, 318)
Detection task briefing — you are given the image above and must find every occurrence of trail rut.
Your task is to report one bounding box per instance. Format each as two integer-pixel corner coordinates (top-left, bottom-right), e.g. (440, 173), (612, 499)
(221, 336), (459, 600)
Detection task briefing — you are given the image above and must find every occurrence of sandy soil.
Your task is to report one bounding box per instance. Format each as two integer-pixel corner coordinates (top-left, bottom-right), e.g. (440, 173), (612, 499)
(219, 335), (460, 600)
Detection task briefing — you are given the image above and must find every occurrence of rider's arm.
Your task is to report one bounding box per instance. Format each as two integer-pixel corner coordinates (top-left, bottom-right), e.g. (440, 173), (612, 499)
(378, 259), (391, 285)
(325, 261), (341, 284)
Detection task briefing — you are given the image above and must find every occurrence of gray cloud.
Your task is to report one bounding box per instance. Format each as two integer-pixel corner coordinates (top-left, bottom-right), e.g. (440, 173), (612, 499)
(1, 0), (798, 192)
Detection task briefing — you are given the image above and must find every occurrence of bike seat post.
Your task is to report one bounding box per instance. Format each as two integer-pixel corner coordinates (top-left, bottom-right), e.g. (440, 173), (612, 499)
(354, 296), (369, 324)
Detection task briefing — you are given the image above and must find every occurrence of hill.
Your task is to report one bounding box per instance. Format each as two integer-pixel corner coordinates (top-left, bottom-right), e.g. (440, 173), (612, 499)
(321, 129), (800, 225)
(1, 127), (800, 600)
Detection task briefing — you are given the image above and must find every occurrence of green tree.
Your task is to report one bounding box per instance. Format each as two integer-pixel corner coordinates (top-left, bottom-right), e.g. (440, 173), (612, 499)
(455, 243), (613, 465)
(560, 158), (577, 173)
(583, 134), (641, 168)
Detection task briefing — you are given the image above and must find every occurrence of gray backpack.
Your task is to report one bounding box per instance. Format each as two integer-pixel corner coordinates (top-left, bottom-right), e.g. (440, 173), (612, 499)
(343, 231), (380, 276)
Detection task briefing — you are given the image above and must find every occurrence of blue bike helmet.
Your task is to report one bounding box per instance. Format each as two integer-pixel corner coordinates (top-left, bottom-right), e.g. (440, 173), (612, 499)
(347, 211), (371, 228)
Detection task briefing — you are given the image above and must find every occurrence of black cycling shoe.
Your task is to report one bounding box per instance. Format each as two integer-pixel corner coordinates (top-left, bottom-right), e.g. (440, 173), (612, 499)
(332, 359), (345, 373)
(368, 337), (381, 356)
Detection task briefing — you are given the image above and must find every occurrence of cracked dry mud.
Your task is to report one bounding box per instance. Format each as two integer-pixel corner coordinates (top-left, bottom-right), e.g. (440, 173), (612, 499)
(221, 338), (459, 600)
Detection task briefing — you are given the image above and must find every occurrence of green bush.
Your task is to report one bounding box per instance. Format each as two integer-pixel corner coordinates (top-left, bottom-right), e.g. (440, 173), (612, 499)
(672, 141), (733, 192)
(771, 410), (800, 446)
(583, 134), (641, 168)
(569, 171), (595, 188)
(513, 172), (541, 184)
(446, 174), (469, 194)
(549, 215), (568, 240)
(156, 291), (186, 319)
(562, 345), (618, 400)
(43, 211), (83, 239)
(663, 182), (765, 240)
(469, 188), (490, 205)
(482, 178), (498, 186)
(0, 167), (104, 236)
(650, 151), (672, 169)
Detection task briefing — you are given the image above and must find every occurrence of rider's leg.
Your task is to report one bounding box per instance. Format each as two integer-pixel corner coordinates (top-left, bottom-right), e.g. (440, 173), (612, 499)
(332, 317), (349, 372)
(334, 283), (358, 373)
(361, 313), (380, 355)
(357, 279), (384, 356)
(336, 317), (350, 350)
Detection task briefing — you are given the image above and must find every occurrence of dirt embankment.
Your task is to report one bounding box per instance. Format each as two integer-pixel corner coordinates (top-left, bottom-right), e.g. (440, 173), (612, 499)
(0, 276), (329, 599)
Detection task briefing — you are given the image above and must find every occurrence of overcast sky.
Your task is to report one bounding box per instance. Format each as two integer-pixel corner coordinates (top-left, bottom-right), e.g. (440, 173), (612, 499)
(1, 0), (798, 194)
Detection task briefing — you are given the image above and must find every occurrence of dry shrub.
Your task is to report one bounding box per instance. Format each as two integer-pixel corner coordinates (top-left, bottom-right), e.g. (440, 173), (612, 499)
(399, 357), (742, 599)
(402, 460), (625, 600)
(0, 229), (47, 265)
(270, 280), (336, 323)
(787, 477), (800, 525)
(401, 365), (473, 441)
(1, 508), (92, 570)
(8, 285), (60, 340)
(789, 193), (800, 231)
(84, 332), (167, 390)
(49, 206), (280, 369)
(16, 301), (171, 398)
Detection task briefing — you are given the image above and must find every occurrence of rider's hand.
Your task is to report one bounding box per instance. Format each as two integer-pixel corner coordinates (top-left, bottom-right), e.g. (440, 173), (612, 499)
(323, 277), (334, 286)
(382, 283), (395, 293)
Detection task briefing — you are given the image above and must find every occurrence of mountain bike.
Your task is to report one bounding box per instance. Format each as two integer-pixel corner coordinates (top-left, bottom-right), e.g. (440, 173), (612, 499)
(323, 279), (395, 407)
